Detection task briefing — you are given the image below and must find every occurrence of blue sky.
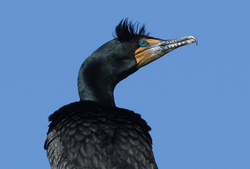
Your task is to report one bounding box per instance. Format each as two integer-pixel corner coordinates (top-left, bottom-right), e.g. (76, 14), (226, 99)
(1, 1), (249, 168)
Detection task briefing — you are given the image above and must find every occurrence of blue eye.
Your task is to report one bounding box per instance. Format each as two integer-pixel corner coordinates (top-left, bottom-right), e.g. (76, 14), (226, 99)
(139, 40), (148, 47)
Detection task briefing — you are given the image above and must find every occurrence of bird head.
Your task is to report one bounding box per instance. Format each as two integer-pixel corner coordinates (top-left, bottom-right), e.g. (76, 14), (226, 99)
(111, 19), (197, 79)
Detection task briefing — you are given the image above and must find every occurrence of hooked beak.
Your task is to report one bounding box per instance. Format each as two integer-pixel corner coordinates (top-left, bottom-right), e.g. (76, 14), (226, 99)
(135, 36), (198, 68)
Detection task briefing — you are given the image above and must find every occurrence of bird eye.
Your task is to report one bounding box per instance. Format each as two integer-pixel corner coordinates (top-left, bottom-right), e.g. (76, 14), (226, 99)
(138, 40), (148, 47)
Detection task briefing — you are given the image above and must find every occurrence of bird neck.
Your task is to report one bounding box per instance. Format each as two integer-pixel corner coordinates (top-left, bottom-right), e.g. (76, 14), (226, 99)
(77, 62), (117, 107)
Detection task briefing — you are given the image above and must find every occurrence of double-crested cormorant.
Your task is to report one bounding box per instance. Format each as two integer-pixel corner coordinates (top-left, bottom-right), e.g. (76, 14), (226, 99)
(44, 19), (197, 169)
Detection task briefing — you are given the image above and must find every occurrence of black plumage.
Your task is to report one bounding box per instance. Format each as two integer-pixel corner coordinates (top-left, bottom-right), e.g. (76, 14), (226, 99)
(45, 19), (197, 169)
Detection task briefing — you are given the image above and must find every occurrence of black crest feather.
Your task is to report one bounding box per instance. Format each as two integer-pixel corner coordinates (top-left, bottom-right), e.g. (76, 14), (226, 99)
(114, 18), (150, 41)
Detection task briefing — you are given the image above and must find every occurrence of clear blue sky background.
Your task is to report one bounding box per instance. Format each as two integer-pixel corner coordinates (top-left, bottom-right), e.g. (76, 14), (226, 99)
(1, 1), (249, 169)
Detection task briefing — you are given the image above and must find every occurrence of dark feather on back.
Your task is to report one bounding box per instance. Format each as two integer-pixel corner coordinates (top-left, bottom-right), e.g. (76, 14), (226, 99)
(44, 101), (157, 169)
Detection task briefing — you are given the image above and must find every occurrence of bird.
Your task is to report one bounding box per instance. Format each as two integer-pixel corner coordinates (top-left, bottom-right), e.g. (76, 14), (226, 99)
(44, 19), (197, 169)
